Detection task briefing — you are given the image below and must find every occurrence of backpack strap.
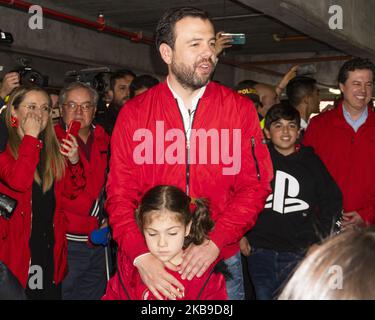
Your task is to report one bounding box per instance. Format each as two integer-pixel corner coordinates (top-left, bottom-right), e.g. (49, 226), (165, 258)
(117, 259), (132, 300)
(195, 267), (216, 300)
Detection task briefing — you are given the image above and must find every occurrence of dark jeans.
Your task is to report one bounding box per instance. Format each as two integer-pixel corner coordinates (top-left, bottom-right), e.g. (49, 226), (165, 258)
(224, 251), (245, 300)
(247, 248), (304, 300)
(62, 241), (107, 300)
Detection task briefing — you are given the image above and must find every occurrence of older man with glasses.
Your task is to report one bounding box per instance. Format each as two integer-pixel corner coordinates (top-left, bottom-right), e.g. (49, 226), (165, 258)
(54, 82), (110, 300)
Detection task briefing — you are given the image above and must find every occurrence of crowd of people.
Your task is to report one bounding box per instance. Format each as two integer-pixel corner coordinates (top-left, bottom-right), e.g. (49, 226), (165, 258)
(1, 6), (375, 301)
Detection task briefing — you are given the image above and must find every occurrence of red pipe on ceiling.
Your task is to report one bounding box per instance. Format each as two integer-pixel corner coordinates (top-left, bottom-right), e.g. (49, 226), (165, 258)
(0, 0), (154, 45)
(0, 0), (349, 81)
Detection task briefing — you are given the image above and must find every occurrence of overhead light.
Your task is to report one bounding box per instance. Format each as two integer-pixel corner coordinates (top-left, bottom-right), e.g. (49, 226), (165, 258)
(0, 30), (13, 44)
(329, 88), (341, 95)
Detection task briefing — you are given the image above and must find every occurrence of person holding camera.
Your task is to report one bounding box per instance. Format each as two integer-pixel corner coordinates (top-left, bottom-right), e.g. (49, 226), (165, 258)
(0, 71), (20, 106)
(0, 85), (86, 299)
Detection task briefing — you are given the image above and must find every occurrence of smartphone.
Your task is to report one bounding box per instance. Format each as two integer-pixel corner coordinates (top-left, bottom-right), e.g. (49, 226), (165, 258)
(221, 33), (246, 45)
(61, 120), (81, 152)
(65, 120), (81, 140)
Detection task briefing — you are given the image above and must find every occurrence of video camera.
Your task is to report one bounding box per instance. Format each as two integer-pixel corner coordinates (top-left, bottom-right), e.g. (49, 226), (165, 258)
(64, 67), (112, 96)
(65, 67), (113, 124)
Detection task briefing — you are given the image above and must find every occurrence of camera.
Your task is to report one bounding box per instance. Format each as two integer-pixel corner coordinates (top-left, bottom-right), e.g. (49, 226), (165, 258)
(0, 30), (13, 44)
(17, 67), (49, 87)
(64, 67), (111, 96)
(64, 67), (112, 124)
(10, 58), (48, 88)
(0, 193), (17, 220)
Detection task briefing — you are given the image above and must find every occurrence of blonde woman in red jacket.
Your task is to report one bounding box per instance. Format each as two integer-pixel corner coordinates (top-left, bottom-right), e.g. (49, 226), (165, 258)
(0, 85), (85, 300)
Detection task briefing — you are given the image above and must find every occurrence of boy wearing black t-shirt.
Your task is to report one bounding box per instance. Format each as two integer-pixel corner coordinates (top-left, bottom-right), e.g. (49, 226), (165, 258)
(245, 103), (342, 300)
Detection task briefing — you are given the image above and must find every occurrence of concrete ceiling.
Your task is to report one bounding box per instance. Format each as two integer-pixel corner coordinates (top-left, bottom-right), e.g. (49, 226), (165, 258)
(3, 0), (367, 99)
(33, 0), (342, 57)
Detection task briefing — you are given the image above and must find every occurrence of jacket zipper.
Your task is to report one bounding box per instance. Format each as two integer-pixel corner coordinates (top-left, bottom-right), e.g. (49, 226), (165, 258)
(251, 137), (261, 181)
(186, 110), (192, 196)
(174, 99), (201, 196)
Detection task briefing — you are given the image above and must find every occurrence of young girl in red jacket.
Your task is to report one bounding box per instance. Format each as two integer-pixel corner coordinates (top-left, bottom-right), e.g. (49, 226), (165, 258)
(103, 185), (228, 300)
(0, 85), (85, 299)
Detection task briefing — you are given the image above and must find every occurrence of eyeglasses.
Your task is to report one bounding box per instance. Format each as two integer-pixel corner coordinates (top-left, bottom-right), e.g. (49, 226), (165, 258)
(63, 102), (93, 112)
(22, 104), (52, 115)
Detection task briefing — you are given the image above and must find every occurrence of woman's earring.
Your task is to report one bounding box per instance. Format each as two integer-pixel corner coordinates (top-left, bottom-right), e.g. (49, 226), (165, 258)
(10, 116), (19, 128)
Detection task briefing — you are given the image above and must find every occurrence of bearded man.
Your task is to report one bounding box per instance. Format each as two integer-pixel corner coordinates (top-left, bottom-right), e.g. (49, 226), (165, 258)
(105, 7), (273, 300)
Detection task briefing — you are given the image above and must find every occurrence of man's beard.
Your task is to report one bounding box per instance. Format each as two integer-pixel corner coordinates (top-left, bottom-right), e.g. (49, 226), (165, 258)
(171, 58), (215, 91)
(113, 97), (127, 110)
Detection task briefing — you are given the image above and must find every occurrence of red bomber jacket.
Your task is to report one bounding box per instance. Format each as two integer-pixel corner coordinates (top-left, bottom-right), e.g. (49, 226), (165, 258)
(106, 80), (273, 262)
(0, 135), (86, 287)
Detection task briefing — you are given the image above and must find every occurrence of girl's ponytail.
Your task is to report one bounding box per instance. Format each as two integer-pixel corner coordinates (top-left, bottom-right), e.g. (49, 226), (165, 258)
(184, 198), (214, 247)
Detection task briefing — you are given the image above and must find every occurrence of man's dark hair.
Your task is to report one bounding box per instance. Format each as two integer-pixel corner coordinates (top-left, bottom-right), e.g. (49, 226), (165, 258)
(129, 75), (159, 98)
(235, 79), (261, 108)
(235, 79), (258, 89)
(338, 58), (375, 85)
(155, 7), (211, 50)
(265, 102), (301, 130)
(109, 69), (136, 91)
(286, 76), (317, 107)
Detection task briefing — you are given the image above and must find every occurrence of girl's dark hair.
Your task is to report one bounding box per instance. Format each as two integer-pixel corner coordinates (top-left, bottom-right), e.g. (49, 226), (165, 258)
(135, 185), (214, 247)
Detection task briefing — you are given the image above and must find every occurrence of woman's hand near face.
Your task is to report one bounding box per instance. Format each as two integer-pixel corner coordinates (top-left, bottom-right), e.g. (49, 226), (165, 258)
(21, 113), (43, 138)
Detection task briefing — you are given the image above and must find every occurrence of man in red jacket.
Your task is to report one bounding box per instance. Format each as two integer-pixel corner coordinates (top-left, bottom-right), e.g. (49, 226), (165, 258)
(304, 58), (375, 229)
(106, 7), (273, 300)
(56, 82), (110, 300)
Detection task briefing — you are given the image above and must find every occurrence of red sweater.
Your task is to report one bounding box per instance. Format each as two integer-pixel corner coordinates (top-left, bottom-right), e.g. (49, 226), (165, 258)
(106, 81), (273, 262)
(0, 135), (86, 287)
(102, 253), (227, 300)
(303, 103), (375, 224)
